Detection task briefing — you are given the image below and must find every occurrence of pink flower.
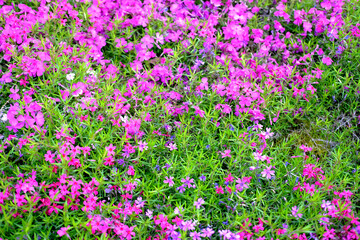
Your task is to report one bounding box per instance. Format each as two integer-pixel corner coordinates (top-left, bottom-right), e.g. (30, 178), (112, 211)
(299, 145), (313, 152)
(141, 35), (154, 49)
(291, 206), (303, 219)
(210, 0), (222, 7)
(164, 176), (174, 187)
(194, 198), (205, 209)
(9, 87), (20, 100)
(105, 144), (116, 156)
(115, 38), (127, 48)
(220, 149), (231, 158)
(322, 56), (333, 66)
(127, 166), (135, 176)
(138, 141), (148, 152)
(224, 173), (234, 183)
(57, 225), (70, 237)
(194, 106), (205, 118)
(303, 21), (312, 33)
(215, 186), (224, 194)
(155, 33), (164, 45)
(201, 227), (214, 237)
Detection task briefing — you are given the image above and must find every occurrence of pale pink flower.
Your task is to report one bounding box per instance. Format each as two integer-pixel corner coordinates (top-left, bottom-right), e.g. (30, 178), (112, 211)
(167, 143), (177, 151)
(261, 166), (275, 179)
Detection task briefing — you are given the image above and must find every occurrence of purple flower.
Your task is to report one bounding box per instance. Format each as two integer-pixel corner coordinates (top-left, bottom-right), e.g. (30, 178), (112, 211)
(355, 225), (360, 234)
(117, 158), (125, 165)
(199, 175), (206, 181)
(163, 163), (171, 169)
(177, 184), (186, 193)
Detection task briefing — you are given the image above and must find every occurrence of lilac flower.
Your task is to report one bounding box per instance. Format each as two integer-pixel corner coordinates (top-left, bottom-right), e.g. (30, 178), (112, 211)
(321, 200), (331, 211)
(190, 231), (201, 240)
(181, 220), (197, 231)
(194, 198), (205, 209)
(170, 231), (181, 239)
(235, 178), (249, 192)
(199, 175), (206, 181)
(117, 158), (124, 165)
(201, 227), (214, 237)
(105, 186), (112, 193)
(319, 217), (330, 226)
(219, 229), (232, 239)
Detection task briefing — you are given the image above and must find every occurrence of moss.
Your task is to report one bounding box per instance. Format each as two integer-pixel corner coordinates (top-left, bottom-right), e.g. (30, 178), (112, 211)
(273, 118), (336, 160)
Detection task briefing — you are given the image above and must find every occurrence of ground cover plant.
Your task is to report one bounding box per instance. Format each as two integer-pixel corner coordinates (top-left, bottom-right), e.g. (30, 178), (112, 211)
(0, 0), (360, 239)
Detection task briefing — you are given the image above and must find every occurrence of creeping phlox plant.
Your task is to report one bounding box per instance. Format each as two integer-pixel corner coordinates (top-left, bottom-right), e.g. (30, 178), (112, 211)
(0, 0), (359, 239)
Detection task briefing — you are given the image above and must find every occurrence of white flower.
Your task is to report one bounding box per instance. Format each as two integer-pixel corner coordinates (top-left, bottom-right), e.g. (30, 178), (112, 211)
(145, 209), (153, 218)
(66, 73), (75, 81)
(120, 115), (128, 122)
(86, 68), (96, 76)
(174, 206), (183, 215)
(1, 113), (7, 122)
